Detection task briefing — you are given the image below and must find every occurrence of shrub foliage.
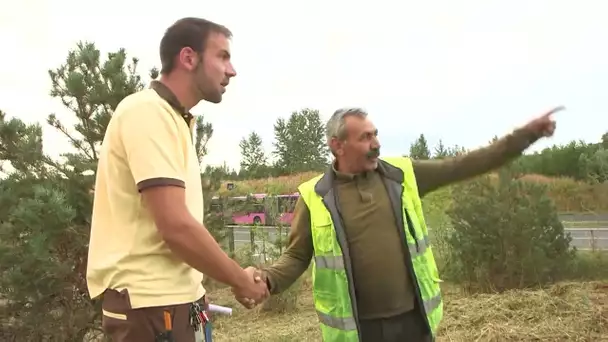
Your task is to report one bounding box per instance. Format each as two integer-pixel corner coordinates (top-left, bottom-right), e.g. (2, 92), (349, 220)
(445, 168), (575, 291)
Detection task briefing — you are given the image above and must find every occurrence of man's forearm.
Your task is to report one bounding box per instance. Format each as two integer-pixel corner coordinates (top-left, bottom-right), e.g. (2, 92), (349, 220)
(414, 127), (540, 196)
(261, 197), (314, 294)
(161, 217), (249, 288)
(262, 253), (311, 295)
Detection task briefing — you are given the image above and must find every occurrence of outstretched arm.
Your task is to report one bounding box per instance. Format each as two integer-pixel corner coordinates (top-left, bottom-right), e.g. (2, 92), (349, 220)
(414, 107), (562, 197)
(261, 197), (314, 294)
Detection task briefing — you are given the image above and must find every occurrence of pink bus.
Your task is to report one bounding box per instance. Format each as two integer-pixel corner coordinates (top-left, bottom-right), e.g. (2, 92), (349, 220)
(228, 193), (267, 225)
(275, 193), (299, 225)
(210, 193), (299, 225)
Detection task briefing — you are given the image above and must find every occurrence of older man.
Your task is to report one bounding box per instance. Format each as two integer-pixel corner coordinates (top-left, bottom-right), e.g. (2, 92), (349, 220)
(248, 106), (561, 342)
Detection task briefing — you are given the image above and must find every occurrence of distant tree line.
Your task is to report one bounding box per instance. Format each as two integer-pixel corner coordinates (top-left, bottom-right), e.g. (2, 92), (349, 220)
(230, 118), (608, 184)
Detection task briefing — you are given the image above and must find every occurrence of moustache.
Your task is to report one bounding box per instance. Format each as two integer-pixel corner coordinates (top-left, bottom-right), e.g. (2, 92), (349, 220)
(367, 148), (380, 159)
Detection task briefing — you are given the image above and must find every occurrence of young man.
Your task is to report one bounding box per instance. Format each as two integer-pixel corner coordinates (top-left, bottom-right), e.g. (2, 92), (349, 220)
(87, 17), (268, 341)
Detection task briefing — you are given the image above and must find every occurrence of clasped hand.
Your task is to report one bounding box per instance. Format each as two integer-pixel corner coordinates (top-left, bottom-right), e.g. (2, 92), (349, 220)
(231, 266), (269, 309)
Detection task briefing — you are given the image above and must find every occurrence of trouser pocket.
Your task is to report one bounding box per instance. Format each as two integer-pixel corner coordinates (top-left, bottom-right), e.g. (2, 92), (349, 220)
(101, 289), (200, 342)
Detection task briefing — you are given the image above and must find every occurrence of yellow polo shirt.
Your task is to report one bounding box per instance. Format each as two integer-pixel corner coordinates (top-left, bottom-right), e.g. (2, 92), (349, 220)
(86, 83), (205, 308)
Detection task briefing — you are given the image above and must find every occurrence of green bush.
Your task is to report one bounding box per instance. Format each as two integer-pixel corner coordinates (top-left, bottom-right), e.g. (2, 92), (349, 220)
(579, 148), (608, 183)
(0, 43), (148, 341)
(445, 168), (575, 292)
(563, 251), (608, 281)
(0, 176), (98, 341)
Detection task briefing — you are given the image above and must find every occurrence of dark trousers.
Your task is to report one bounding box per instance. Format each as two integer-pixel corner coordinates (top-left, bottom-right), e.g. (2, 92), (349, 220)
(101, 289), (204, 342)
(360, 310), (432, 342)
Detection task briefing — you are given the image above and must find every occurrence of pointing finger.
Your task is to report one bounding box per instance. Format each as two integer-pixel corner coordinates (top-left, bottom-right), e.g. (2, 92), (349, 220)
(543, 106), (566, 118)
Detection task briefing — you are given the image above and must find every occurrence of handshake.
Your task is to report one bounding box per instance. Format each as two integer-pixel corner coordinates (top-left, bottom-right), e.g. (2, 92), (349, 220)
(231, 266), (269, 309)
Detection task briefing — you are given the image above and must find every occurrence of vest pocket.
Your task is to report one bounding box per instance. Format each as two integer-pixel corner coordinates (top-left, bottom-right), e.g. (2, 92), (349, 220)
(312, 222), (335, 254)
(312, 212), (336, 254)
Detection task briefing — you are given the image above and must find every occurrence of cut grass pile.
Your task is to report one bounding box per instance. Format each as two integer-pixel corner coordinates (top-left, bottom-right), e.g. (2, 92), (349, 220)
(209, 280), (608, 342)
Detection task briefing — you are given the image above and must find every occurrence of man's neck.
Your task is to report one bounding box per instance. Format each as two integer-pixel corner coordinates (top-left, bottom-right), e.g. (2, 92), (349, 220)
(333, 160), (364, 175)
(158, 74), (198, 111)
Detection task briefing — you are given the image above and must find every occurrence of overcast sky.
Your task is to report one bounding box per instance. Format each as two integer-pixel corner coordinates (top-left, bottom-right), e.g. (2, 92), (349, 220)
(1, 0), (607, 170)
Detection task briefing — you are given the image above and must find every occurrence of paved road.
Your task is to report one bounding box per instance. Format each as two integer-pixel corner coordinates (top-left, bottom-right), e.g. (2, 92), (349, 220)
(230, 226), (289, 252)
(567, 228), (608, 250)
(229, 225), (608, 251)
(558, 213), (608, 222)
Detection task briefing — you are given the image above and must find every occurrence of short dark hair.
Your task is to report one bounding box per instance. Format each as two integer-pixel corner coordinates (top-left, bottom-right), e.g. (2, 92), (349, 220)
(159, 17), (232, 74)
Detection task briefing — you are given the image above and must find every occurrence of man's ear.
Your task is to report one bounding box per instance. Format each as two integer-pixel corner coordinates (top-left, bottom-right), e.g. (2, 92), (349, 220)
(328, 137), (340, 154)
(179, 47), (198, 71)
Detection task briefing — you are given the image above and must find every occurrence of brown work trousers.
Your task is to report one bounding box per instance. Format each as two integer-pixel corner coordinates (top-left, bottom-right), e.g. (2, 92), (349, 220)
(359, 309), (433, 342)
(101, 289), (204, 342)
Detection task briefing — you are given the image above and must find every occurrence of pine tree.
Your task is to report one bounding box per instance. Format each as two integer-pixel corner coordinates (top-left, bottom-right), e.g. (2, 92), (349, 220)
(0, 42), (152, 340)
(433, 139), (448, 159)
(409, 134), (431, 160)
(239, 131), (268, 179)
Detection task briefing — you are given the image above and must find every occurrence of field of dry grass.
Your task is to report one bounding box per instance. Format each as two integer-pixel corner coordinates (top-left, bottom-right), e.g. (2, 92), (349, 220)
(208, 277), (608, 342)
(207, 172), (608, 341)
(217, 172), (608, 213)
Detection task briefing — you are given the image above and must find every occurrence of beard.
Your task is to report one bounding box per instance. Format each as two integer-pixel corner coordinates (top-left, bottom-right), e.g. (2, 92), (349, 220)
(192, 63), (223, 104)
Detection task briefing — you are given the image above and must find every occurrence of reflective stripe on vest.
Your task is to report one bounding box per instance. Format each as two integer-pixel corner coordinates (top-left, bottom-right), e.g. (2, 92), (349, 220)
(315, 234), (431, 262)
(314, 254), (443, 314)
(299, 157), (444, 342)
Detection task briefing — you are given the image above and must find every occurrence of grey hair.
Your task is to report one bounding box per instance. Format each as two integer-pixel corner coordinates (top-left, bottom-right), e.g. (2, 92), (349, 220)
(325, 107), (369, 144)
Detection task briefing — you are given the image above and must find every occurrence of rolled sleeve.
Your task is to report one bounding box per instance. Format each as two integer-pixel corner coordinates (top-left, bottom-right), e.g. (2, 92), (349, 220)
(118, 101), (186, 192)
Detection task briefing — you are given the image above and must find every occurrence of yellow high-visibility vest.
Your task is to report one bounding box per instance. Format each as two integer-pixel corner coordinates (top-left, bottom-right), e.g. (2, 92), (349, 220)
(298, 157), (443, 342)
